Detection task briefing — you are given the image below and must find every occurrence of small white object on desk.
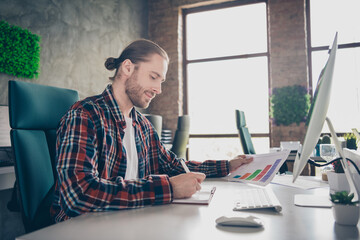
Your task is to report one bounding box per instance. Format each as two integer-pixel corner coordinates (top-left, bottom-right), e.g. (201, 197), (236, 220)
(216, 215), (263, 227)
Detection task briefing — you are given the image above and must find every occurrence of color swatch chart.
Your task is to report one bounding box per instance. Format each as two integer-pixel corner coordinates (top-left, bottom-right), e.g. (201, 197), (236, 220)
(226, 150), (290, 186)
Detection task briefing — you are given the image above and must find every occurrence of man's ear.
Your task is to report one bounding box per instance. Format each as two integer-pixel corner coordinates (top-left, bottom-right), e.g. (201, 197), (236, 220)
(120, 59), (135, 77)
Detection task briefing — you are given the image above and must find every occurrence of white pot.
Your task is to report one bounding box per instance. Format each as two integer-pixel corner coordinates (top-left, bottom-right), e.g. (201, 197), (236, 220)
(327, 171), (360, 193)
(332, 203), (360, 226)
(327, 172), (350, 192)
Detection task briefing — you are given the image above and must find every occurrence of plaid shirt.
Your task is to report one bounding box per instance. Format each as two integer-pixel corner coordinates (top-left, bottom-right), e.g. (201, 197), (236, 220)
(50, 85), (229, 222)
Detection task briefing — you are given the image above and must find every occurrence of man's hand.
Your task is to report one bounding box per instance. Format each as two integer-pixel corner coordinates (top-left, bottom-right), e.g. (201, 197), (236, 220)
(229, 155), (253, 173)
(170, 172), (206, 199)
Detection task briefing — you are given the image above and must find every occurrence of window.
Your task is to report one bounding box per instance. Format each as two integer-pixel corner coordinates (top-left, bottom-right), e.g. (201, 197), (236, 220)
(183, 1), (269, 160)
(308, 0), (360, 133)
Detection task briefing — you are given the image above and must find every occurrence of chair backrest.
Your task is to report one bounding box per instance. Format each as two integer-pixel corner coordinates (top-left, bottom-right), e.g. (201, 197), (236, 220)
(235, 110), (255, 155)
(8, 80), (79, 232)
(144, 114), (163, 138)
(171, 115), (190, 159)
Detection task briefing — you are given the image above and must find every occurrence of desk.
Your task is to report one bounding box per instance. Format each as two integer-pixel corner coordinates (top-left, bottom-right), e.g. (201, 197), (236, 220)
(16, 177), (359, 240)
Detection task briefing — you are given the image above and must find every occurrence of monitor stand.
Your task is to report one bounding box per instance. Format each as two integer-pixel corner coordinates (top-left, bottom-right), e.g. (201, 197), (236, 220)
(325, 117), (359, 202)
(294, 117), (360, 207)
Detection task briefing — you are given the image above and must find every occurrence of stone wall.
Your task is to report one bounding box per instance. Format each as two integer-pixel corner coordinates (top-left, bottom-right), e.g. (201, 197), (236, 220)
(0, 0), (149, 105)
(148, 0), (309, 145)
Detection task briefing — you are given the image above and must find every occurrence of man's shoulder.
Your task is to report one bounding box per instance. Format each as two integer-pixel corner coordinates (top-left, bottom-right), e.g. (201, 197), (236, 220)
(64, 93), (108, 121)
(73, 93), (105, 110)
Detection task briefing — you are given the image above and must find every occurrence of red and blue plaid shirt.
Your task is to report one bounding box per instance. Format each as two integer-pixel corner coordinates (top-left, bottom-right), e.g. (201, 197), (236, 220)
(50, 85), (229, 222)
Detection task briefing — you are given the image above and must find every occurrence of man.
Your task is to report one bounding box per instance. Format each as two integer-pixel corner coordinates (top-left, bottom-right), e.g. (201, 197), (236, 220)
(50, 39), (252, 222)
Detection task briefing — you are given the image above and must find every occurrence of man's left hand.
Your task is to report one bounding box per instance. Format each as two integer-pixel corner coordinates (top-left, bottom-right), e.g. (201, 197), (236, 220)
(229, 155), (253, 173)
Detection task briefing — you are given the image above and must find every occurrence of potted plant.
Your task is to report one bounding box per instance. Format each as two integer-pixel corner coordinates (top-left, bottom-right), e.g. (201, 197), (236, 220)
(330, 191), (359, 226)
(327, 133), (358, 191)
(327, 154), (350, 192)
(344, 133), (358, 150)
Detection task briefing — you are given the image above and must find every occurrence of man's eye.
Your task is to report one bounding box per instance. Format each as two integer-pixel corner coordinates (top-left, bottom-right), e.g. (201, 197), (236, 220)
(151, 76), (156, 80)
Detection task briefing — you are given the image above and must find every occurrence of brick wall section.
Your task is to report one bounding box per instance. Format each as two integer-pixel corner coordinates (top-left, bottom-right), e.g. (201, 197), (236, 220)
(148, 0), (224, 132)
(148, 0), (309, 146)
(148, 1), (181, 132)
(268, 0), (308, 147)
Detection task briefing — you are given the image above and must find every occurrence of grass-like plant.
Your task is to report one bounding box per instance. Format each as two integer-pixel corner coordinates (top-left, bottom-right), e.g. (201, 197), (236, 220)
(0, 20), (40, 79)
(330, 191), (358, 205)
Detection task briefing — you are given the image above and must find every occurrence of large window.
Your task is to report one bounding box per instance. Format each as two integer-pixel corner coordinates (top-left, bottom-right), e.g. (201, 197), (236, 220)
(183, 1), (269, 160)
(308, 0), (360, 133)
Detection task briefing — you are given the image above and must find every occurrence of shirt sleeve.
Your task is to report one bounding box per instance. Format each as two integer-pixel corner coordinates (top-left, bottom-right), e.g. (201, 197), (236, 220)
(56, 109), (172, 218)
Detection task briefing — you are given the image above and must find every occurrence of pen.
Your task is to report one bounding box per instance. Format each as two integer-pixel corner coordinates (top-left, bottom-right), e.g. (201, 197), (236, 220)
(180, 159), (190, 173)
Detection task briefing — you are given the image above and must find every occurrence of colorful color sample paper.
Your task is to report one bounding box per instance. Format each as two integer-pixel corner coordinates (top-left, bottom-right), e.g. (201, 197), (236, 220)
(226, 150), (290, 186)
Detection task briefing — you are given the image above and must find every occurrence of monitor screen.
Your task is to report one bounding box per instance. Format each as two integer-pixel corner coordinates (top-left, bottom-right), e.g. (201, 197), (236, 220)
(293, 33), (338, 182)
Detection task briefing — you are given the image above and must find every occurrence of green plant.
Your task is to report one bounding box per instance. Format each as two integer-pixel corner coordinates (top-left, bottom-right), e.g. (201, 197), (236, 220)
(344, 133), (358, 150)
(330, 191), (358, 205)
(270, 85), (311, 126)
(0, 20), (40, 78)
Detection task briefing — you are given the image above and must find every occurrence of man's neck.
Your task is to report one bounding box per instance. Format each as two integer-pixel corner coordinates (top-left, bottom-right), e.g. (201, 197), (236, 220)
(111, 81), (133, 118)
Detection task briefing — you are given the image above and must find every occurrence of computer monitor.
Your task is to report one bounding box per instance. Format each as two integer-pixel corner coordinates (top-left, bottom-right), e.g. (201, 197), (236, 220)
(292, 33), (359, 201)
(292, 33), (338, 182)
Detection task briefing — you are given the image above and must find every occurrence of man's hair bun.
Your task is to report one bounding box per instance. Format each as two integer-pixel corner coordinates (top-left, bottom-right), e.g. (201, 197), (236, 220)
(104, 57), (118, 71)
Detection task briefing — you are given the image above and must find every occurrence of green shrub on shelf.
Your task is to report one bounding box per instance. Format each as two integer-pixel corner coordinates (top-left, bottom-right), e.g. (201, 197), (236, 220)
(270, 85), (311, 126)
(0, 20), (41, 79)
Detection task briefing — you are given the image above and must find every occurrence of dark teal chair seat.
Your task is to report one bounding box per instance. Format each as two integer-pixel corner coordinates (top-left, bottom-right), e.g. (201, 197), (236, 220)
(9, 80), (79, 232)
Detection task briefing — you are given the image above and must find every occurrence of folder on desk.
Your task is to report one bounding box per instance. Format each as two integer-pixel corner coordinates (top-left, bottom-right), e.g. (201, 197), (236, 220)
(172, 186), (216, 205)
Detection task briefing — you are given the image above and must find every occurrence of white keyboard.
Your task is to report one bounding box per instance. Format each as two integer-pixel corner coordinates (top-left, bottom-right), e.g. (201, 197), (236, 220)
(233, 187), (282, 212)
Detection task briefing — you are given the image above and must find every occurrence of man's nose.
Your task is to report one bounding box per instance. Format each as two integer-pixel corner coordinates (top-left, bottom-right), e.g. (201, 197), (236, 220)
(153, 82), (162, 94)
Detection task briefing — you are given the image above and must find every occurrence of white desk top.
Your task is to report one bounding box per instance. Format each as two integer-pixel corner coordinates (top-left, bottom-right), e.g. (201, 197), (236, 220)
(16, 177), (360, 240)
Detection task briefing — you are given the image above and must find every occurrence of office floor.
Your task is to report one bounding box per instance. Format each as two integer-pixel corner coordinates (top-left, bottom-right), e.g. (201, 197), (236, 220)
(0, 188), (25, 240)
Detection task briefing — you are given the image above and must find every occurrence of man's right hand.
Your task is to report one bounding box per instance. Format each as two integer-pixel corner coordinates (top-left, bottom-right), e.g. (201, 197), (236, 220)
(169, 172), (206, 199)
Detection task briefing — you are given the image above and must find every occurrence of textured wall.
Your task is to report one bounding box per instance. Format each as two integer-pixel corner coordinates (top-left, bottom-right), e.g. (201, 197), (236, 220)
(0, 0), (148, 105)
(0, 1), (148, 239)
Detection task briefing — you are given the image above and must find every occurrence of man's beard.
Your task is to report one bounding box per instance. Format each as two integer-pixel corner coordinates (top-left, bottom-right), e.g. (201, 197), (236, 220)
(125, 71), (154, 109)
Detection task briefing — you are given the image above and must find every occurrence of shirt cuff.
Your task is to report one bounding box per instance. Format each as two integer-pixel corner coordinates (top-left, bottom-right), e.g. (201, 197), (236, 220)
(150, 174), (173, 205)
(218, 160), (230, 177)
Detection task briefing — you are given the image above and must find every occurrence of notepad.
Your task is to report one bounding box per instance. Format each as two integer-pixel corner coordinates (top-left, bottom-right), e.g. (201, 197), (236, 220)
(172, 186), (216, 205)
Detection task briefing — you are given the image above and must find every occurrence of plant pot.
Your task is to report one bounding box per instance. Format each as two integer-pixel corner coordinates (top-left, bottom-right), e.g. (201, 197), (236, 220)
(332, 203), (360, 226)
(327, 171), (360, 193)
(327, 172), (350, 192)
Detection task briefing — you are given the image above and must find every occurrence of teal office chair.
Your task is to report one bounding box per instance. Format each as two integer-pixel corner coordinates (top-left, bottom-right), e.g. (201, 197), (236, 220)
(171, 115), (190, 159)
(9, 80), (79, 232)
(144, 114), (163, 139)
(235, 110), (256, 155)
(235, 109), (288, 173)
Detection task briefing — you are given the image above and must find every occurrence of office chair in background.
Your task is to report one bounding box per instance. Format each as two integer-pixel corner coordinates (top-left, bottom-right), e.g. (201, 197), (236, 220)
(235, 109), (289, 174)
(235, 110), (256, 155)
(9, 80), (79, 232)
(143, 114), (163, 139)
(171, 115), (190, 159)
